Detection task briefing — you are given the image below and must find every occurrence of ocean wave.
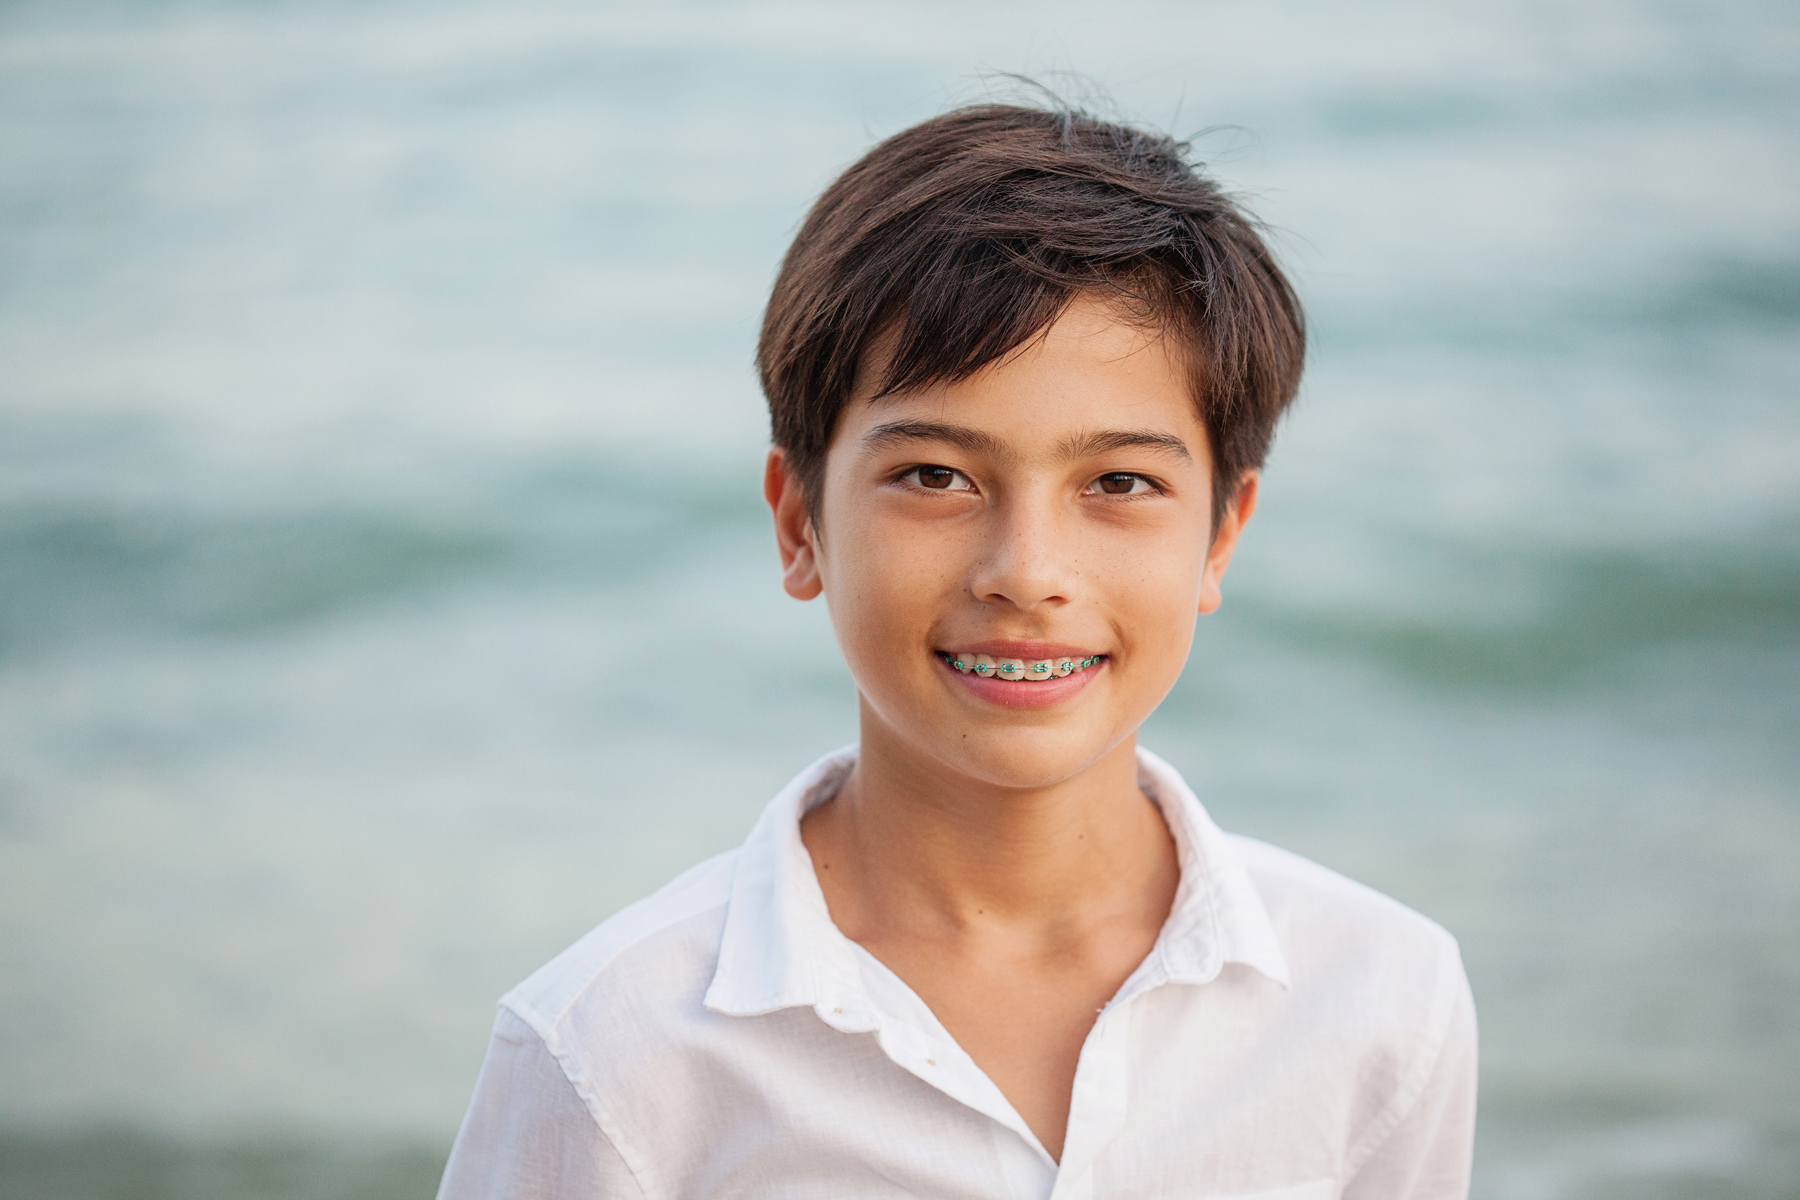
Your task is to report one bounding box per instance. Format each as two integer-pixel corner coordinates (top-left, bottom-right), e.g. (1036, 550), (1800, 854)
(1237, 541), (1800, 687)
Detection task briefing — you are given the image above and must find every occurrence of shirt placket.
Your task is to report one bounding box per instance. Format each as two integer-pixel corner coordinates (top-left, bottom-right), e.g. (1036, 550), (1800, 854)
(838, 946), (1056, 1171)
(1048, 987), (1140, 1200)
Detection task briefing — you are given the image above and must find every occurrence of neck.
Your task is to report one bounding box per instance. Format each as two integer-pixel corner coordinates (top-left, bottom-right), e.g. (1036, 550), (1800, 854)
(804, 702), (1178, 943)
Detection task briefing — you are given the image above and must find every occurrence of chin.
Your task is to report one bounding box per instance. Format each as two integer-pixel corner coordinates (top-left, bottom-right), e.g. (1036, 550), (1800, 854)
(927, 722), (1126, 791)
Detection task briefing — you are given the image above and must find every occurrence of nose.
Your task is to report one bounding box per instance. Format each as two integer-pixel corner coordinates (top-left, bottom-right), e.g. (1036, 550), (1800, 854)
(966, 496), (1075, 612)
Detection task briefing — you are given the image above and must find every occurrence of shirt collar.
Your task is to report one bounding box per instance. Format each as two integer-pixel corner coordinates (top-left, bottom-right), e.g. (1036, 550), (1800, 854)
(703, 743), (1289, 1023)
(704, 745), (875, 1027)
(1134, 745), (1291, 990)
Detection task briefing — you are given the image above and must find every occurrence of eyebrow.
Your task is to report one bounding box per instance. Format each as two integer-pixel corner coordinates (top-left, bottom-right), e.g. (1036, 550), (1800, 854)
(862, 420), (1194, 464)
(1058, 429), (1194, 463)
(861, 420), (1009, 458)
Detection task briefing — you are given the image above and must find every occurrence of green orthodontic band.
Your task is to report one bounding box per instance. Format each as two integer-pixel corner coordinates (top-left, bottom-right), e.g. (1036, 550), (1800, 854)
(940, 654), (1104, 674)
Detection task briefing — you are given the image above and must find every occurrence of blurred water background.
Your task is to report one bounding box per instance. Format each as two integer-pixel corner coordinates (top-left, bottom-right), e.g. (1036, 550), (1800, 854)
(1, 0), (1796, 1197)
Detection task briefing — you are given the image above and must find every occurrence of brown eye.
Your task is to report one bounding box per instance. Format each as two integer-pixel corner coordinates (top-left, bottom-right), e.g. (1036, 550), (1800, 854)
(1096, 473), (1140, 495)
(902, 465), (974, 492)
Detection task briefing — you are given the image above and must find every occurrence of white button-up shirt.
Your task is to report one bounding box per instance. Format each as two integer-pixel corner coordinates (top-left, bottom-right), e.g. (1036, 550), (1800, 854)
(438, 746), (1477, 1200)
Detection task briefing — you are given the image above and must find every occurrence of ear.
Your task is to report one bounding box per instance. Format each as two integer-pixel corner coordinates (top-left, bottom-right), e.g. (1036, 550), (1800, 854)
(1198, 470), (1258, 615)
(764, 448), (823, 601)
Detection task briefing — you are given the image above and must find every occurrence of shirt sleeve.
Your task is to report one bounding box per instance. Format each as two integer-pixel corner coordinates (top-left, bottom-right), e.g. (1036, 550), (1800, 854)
(1341, 959), (1479, 1200)
(437, 1006), (647, 1200)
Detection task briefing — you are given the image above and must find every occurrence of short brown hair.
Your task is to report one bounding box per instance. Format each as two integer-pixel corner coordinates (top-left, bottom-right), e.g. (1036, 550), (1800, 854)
(757, 103), (1306, 527)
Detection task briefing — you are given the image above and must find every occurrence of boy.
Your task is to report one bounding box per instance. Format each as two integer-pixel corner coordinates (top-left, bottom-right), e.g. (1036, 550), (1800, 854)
(439, 104), (1477, 1200)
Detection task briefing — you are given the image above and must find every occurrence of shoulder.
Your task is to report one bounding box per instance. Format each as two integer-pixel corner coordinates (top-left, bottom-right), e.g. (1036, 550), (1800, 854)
(1226, 832), (1471, 1064)
(1228, 832), (1462, 969)
(1222, 834), (1474, 1143)
(1224, 835), (1478, 1172)
(500, 847), (740, 1046)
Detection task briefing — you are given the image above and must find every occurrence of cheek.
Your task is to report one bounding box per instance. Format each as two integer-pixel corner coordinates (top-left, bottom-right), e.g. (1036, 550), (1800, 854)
(823, 506), (960, 657)
(1109, 538), (1209, 653)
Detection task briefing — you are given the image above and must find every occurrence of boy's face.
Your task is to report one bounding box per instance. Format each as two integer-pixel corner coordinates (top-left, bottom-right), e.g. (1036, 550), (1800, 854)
(766, 293), (1255, 791)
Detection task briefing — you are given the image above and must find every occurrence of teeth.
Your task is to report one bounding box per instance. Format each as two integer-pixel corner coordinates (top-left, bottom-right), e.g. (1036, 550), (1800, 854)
(944, 652), (1104, 681)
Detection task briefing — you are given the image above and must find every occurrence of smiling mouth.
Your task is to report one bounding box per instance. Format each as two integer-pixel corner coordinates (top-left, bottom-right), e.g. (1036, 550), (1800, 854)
(937, 651), (1107, 681)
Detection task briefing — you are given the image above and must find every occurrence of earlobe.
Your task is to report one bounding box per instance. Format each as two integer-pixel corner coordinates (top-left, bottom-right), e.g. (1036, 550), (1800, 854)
(1197, 471), (1259, 615)
(783, 537), (823, 601)
(1197, 574), (1224, 615)
(765, 448), (824, 601)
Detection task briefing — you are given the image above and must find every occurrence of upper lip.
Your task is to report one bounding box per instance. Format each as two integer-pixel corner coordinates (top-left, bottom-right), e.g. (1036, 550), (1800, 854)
(937, 641), (1104, 659)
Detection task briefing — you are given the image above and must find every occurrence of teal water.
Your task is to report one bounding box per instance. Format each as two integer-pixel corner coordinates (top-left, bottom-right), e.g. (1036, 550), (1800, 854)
(2, 1), (1797, 1197)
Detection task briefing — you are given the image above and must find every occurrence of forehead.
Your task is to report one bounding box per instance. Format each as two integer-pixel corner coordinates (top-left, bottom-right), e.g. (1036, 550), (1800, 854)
(838, 294), (1204, 454)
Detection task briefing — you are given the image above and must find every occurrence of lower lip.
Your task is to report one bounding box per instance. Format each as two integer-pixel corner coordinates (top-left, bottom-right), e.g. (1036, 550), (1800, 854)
(939, 656), (1105, 710)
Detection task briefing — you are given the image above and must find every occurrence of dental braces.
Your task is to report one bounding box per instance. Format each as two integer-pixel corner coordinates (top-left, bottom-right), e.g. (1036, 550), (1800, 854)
(938, 652), (1106, 680)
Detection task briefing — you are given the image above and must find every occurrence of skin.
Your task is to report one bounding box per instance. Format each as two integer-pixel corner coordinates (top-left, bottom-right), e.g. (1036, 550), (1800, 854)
(763, 293), (1257, 1161)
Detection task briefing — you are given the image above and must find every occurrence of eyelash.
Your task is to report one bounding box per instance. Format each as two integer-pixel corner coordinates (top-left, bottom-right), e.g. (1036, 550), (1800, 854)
(897, 465), (976, 492)
(1084, 472), (1162, 497)
(894, 466), (1166, 497)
